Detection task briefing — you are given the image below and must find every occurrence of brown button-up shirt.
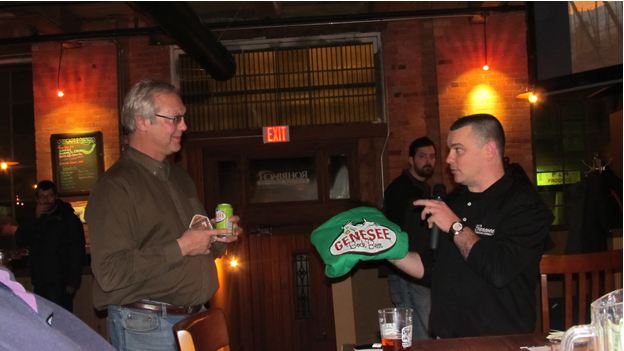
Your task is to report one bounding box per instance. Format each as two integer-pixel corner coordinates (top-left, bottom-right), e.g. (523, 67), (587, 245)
(86, 147), (220, 310)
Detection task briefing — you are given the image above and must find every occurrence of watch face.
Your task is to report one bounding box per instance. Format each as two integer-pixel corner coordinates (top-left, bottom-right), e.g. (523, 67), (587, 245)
(452, 222), (463, 232)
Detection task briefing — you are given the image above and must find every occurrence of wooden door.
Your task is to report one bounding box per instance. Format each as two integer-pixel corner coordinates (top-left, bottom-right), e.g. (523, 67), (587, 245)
(198, 142), (356, 351)
(246, 225), (335, 350)
(185, 124), (387, 351)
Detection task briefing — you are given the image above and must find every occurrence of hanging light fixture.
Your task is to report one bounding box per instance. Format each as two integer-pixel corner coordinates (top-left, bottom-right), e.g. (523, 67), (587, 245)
(0, 161), (18, 171)
(482, 12), (489, 71)
(57, 42), (64, 97)
(528, 93), (539, 103)
(516, 88), (541, 104)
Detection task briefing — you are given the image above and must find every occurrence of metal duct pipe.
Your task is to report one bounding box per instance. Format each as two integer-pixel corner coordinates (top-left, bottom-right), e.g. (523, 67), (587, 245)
(0, 27), (161, 46)
(200, 4), (526, 31)
(131, 1), (236, 81)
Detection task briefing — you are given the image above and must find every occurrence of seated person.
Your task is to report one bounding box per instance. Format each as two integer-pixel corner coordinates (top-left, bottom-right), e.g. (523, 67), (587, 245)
(0, 265), (114, 351)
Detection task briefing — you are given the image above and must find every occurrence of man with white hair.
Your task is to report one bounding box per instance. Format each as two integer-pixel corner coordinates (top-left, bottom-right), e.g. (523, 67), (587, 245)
(87, 80), (241, 350)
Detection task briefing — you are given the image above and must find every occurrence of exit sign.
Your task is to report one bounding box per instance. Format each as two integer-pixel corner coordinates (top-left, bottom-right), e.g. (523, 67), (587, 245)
(263, 125), (290, 144)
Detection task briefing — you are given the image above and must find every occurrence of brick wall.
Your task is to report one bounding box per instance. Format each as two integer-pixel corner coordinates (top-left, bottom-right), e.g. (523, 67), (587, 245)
(30, 14), (532, 192)
(125, 36), (172, 87)
(382, 19), (443, 185)
(381, 12), (532, 189)
(32, 37), (173, 183)
(32, 41), (120, 183)
(435, 12), (534, 185)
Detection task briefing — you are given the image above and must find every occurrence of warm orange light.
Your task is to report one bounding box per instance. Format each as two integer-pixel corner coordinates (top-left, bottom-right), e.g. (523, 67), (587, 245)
(482, 64), (490, 71)
(0, 161), (18, 171)
(57, 90), (64, 97)
(466, 84), (499, 116)
(528, 93), (539, 104)
(229, 256), (239, 268)
(516, 91), (540, 104)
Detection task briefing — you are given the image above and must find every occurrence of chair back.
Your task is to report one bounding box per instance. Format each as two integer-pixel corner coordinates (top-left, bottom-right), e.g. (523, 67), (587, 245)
(539, 249), (623, 334)
(173, 308), (230, 351)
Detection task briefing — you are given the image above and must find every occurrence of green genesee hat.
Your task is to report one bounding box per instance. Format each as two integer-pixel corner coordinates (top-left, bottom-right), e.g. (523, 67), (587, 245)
(311, 207), (408, 278)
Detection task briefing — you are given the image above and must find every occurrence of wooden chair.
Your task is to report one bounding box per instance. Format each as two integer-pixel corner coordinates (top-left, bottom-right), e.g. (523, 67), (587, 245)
(173, 308), (230, 351)
(539, 249), (623, 334)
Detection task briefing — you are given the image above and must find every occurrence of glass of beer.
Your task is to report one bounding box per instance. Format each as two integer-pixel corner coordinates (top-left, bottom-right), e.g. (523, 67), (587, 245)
(378, 307), (413, 351)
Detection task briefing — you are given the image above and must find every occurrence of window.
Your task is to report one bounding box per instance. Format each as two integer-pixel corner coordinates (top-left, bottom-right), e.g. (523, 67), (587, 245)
(532, 83), (621, 227)
(293, 253), (311, 320)
(175, 33), (383, 131)
(248, 157), (318, 203)
(0, 64), (35, 222)
(329, 154), (350, 200)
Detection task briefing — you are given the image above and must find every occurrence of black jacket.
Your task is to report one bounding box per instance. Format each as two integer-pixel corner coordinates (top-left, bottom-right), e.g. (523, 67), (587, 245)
(427, 172), (552, 338)
(16, 200), (85, 290)
(381, 170), (432, 284)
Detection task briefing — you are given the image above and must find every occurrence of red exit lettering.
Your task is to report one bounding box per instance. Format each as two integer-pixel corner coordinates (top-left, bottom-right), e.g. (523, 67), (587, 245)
(263, 125), (290, 144)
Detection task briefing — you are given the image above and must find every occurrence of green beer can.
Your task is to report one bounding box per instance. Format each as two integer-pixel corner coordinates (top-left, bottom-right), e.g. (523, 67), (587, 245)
(215, 203), (233, 230)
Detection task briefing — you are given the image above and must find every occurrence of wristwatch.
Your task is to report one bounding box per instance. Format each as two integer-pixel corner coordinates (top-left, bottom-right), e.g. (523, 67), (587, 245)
(450, 221), (464, 236)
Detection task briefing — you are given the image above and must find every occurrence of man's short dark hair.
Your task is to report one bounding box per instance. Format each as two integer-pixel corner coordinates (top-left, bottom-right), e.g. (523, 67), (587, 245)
(450, 114), (505, 157)
(35, 180), (57, 196)
(408, 137), (436, 157)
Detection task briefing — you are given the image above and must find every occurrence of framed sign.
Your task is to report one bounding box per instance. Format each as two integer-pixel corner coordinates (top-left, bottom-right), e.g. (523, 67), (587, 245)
(51, 131), (104, 196)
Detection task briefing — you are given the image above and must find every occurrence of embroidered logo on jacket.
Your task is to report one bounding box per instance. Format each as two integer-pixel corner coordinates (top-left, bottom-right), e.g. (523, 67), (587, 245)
(330, 220), (397, 256)
(474, 224), (495, 236)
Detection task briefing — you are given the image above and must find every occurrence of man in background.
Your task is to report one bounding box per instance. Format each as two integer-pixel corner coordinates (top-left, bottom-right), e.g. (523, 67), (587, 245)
(383, 136), (437, 339)
(16, 180), (85, 312)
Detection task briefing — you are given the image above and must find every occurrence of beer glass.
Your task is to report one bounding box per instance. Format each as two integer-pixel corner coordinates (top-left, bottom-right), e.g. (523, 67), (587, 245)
(378, 307), (412, 351)
(560, 288), (623, 351)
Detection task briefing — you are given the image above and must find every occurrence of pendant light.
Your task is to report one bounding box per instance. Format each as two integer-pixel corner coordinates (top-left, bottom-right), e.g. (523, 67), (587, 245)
(482, 12), (489, 71)
(57, 42), (64, 97)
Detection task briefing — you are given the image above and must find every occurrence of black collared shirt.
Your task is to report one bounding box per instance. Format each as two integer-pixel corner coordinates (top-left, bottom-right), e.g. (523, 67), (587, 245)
(428, 173), (552, 337)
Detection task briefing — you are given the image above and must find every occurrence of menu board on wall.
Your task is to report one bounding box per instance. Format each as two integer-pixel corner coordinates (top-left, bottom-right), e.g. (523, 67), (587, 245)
(51, 132), (104, 196)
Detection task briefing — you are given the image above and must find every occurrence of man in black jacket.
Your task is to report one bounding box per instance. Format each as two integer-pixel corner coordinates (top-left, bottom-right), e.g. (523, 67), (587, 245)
(382, 136), (436, 339)
(16, 180), (85, 312)
(390, 114), (552, 337)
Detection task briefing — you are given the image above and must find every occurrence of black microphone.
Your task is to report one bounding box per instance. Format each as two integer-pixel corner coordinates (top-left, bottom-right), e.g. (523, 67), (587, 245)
(429, 183), (447, 250)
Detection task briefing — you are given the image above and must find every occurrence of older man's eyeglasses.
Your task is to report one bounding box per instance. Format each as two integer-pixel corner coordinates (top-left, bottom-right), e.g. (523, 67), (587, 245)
(154, 114), (186, 125)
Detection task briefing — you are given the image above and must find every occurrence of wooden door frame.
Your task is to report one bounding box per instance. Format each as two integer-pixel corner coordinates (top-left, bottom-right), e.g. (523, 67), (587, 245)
(182, 123), (388, 350)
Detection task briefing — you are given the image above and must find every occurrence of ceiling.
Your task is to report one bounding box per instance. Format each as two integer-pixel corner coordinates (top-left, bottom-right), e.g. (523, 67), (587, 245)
(0, 1), (525, 79)
(0, 1), (525, 43)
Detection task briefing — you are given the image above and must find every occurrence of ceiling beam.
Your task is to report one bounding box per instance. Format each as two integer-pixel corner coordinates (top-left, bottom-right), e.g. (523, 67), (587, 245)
(197, 4), (526, 31)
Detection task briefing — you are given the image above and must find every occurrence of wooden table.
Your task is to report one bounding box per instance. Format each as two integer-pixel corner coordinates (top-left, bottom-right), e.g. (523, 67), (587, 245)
(344, 334), (556, 351)
(410, 334), (554, 351)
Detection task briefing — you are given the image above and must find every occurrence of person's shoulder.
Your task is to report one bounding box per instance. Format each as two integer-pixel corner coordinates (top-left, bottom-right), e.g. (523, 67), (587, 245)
(33, 295), (115, 349)
(101, 157), (139, 179)
(385, 172), (410, 191)
(507, 173), (538, 196)
(92, 158), (142, 190)
(502, 174), (549, 211)
(87, 160), (139, 206)
(55, 200), (76, 216)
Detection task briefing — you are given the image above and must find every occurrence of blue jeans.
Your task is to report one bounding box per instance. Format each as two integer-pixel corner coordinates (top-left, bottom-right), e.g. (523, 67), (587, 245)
(387, 274), (431, 340)
(107, 304), (191, 351)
